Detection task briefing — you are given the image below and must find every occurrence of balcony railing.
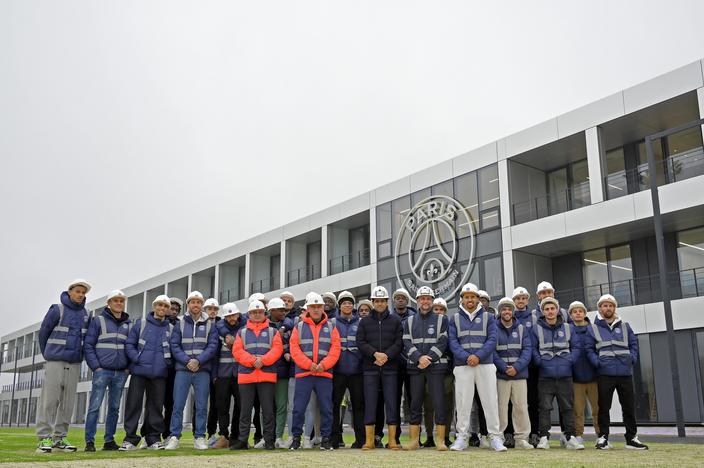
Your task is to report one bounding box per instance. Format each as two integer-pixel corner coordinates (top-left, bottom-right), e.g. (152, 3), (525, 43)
(605, 145), (704, 200)
(219, 288), (243, 303)
(512, 183), (590, 225)
(286, 264), (321, 287)
(1, 379), (43, 394)
(554, 267), (704, 311)
(250, 276), (281, 294)
(328, 248), (371, 275)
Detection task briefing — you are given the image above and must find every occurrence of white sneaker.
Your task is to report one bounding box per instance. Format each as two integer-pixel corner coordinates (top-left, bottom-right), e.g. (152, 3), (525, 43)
(536, 436), (550, 449)
(312, 436), (322, 446)
(490, 437), (507, 452)
(480, 435), (491, 449)
(303, 437), (313, 449)
(449, 437), (468, 451)
(138, 440), (148, 450)
(576, 436), (584, 445)
(565, 436), (585, 450)
(595, 436), (612, 450)
(118, 441), (137, 451)
(560, 433), (567, 448)
(147, 442), (165, 450)
(254, 438), (266, 449)
(514, 439), (534, 449)
(275, 438), (289, 449)
(194, 437), (208, 450)
(164, 436), (180, 450)
(207, 435), (218, 448)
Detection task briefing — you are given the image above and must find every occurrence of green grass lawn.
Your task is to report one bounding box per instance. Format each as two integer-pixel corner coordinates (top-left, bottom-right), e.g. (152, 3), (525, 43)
(0, 427), (702, 467)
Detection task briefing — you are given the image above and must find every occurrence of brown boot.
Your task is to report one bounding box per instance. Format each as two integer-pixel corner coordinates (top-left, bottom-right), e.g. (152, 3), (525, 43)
(387, 425), (402, 451)
(362, 425), (375, 450)
(405, 425), (420, 450)
(213, 435), (228, 449)
(436, 426), (448, 451)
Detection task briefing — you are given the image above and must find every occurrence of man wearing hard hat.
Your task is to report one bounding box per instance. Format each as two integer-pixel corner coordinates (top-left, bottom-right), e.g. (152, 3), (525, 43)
(83, 289), (131, 452)
(202, 298), (221, 447)
(164, 291), (220, 450)
(36, 279), (92, 454)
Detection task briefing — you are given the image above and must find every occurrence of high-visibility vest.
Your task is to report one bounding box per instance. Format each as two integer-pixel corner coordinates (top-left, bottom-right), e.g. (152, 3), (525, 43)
(535, 322), (571, 360)
(237, 326), (277, 376)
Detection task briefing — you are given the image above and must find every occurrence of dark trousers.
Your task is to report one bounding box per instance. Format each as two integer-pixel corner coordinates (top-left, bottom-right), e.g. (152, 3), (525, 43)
(409, 372), (445, 425)
(161, 367), (176, 440)
(238, 382), (275, 444)
(123, 375), (166, 446)
(292, 376), (333, 438)
(597, 375), (637, 441)
(374, 387), (385, 438)
(364, 372), (398, 425)
(252, 393), (262, 441)
(332, 373), (365, 444)
(527, 365), (540, 435)
(394, 368), (411, 441)
(214, 376), (240, 439)
(538, 377), (575, 438)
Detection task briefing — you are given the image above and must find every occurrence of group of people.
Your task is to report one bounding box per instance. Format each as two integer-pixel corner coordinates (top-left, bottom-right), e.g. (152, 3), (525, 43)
(34, 277), (649, 454)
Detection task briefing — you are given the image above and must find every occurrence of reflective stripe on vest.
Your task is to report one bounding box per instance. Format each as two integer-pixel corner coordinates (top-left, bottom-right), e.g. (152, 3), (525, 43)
(297, 320), (332, 361)
(178, 318), (212, 359)
(405, 314), (445, 362)
(219, 338), (236, 364)
(138, 319), (173, 360)
(47, 304), (90, 347)
(238, 326), (275, 374)
(496, 324), (524, 364)
(590, 322), (631, 358)
(454, 311), (488, 349)
(95, 315), (130, 351)
(334, 318), (359, 352)
(536, 323), (571, 359)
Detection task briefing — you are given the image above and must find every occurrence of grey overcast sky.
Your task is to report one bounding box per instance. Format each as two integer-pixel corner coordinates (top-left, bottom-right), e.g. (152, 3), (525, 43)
(1, 0), (704, 339)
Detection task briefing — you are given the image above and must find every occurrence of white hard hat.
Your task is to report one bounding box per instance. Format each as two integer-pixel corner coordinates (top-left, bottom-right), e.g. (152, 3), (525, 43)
(280, 291), (295, 300)
(357, 299), (373, 310)
(322, 292), (337, 303)
(392, 288), (411, 301)
(267, 297), (286, 310)
(432, 297), (447, 311)
(305, 293), (325, 307)
(540, 296), (560, 310)
(568, 301), (587, 314)
(460, 282), (479, 298)
(512, 287), (530, 299)
(187, 291), (204, 303)
(597, 294), (618, 308)
(170, 297), (183, 307)
(477, 290), (491, 301)
(248, 300), (266, 312)
(203, 298), (220, 309)
(152, 294), (171, 307)
(221, 303), (241, 317)
(371, 286), (389, 300)
(536, 281), (554, 294)
(68, 279), (92, 293)
(416, 286), (435, 299)
(497, 297), (515, 311)
(106, 290), (126, 302)
(248, 292), (266, 303)
(337, 291), (355, 305)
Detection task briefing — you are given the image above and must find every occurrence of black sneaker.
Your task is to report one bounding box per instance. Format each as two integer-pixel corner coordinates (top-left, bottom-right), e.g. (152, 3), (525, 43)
(85, 442), (95, 452)
(444, 437), (453, 448)
(289, 436), (302, 451)
(529, 433), (540, 448)
(264, 440), (275, 450)
(230, 440), (249, 450)
(320, 437), (333, 451)
(350, 441), (363, 449)
(103, 440), (119, 451)
(374, 435), (383, 448)
(504, 433), (515, 449)
(421, 437), (435, 448)
(469, 433), (480, 447)
(626, 436), (648, 450)
(595, 435), (612, 450)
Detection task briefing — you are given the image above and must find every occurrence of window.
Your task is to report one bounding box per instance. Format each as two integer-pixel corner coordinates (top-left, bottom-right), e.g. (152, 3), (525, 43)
(453, 172), (479, 238)
(677, 227), (704, 297)
(633, 335), (658, 422)
(571, 159), (590, 209)
(376, 202), (392, 242)
(582, 244), (634, 309)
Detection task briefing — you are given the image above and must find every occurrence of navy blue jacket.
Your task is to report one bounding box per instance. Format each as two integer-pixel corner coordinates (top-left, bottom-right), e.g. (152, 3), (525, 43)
(571, 320), (598, 383)
(83, 307), (131, 371)
(170, 312), (219, 373)
(126, 312), (173, 379)
(333, 313), (363, 375)
(214, 317), (246, 379)
(38, 291), (91, 363)
(448, 305), (497, 366)
(531, 315), (574, 379)
(585, 317), (638, 377)
(493, 319), (532, 380)
(356, 309), (403, 375)
(403, 310), (449, 374)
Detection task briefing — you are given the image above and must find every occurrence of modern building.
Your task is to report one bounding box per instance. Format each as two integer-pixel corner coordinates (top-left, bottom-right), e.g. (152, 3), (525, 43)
(3, 59), (704, 429)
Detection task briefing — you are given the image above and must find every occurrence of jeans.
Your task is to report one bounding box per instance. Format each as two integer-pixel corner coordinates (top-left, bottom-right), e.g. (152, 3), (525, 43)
(84, 369), (128, 443)
(292, 376), (333, 438)
(170, 370), (210, 439)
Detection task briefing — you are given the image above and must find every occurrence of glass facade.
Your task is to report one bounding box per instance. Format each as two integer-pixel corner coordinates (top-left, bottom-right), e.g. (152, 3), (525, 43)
(677, 226), (704, 298)
(581, 244), (634, 310)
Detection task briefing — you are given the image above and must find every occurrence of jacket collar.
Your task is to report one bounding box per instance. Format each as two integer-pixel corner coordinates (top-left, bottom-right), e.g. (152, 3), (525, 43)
(302, 312), (329, 327)
(102, 306), (129, 324)
(246, 318), (271, 333)
(459, 303), (483, 320)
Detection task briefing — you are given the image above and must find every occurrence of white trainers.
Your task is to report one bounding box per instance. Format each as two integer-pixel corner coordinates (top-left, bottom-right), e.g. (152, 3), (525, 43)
(514, 439), (534, 449)
(490, 437), (507, 452)
(575, 436), (584, 445)
(118, 441), (137, 451)
(565, 436), (585, 450)
(254, 438), (266, 449)
(164, 436), (180, 450)
(560, 433), (567, 448)
(303, 437), (313, 449)
(449, 437), (468, 451)
(207, 435), (218, 448)
(312, 436), (322, 446)
(147, 442), (165, 450)
(194, 437), (208, 450)
(480, 435), (491, 449)
(138, 440), (148, 450)
(275, 438), (290, 449)
(536, 436), (550, 449)
(595, 435), (612, 450)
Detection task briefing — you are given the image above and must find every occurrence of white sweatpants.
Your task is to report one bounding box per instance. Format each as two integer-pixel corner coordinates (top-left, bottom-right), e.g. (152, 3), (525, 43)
(454, 364), (501, 439)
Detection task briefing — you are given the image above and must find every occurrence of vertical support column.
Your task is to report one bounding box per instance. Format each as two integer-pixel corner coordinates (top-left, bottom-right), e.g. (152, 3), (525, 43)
(502, 250), (515, 295)
(187, 274), (193, 294)
(213, 264), (220, 302)
(321, 225), (329, 278)
(142, 291), (147, 319)
(586, 126), (605, 204)
(498, 159), (511, 227)
(697, 87), (704, 137)
(244, 253), (251, 299)
(369, 199), (378, 288)
(164, 282), (169, 296)
(280, 240), (287, 288)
